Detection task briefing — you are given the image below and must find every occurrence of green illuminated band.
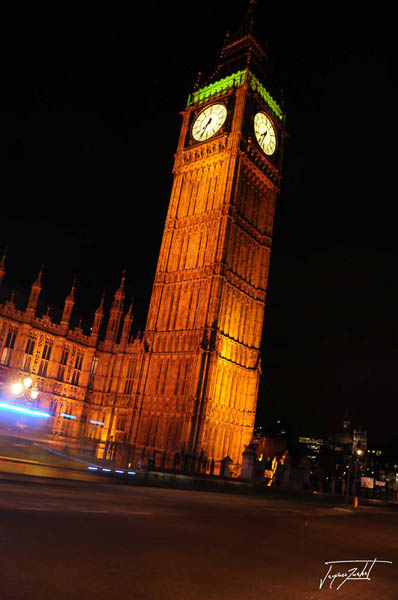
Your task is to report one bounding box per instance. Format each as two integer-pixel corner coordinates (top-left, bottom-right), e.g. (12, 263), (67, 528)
(187, 69), (284, 121)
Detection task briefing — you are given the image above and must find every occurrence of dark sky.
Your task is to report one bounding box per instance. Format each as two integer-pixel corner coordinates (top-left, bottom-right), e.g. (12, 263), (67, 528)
(1, 1), (397, 442)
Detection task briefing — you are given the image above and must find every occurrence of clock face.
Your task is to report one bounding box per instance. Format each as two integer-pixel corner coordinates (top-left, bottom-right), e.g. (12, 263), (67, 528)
(254, 112), (277, 155)
(192, 104), (227, 142)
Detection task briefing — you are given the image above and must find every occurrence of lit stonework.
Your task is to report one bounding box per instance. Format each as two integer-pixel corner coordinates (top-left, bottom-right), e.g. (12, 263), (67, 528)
(129, 17), (286, 472)
(0, 259), (143, 459)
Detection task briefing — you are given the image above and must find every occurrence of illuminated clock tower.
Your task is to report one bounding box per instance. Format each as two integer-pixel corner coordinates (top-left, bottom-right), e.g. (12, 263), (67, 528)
(132, 3), (285, 471)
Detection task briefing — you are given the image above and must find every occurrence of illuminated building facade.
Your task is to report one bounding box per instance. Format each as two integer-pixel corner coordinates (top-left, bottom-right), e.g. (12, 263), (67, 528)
(0, 259), (142, 458)
(131, 8), (285, 470)
(0, 6), (285, 472)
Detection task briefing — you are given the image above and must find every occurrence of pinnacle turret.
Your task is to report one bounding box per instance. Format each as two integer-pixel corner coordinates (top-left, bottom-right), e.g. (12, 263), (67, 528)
(91, 293), (105, 337)
(61, 279), (76, 328)
(121, 299), (134, 343)
(26, 265), (44, 315)
(105, 272), (126, 343)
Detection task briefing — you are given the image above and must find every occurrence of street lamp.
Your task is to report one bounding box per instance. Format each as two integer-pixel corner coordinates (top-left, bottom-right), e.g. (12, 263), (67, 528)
(10, 378), (39, 403)
(345, 445), (364, 506)
(0, 377), (50, 422)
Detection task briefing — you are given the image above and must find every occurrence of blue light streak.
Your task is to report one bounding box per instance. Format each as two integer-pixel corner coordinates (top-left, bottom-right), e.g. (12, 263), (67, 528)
(90, 420), (104, 426)
(115, 470), (124, 474)
(60, 413), (76, 420)
(38, 445), (101, 469)
(88, 467), (98, 471)
(0, 401), (50, 418)
(128, 471), (136, 475)
(102, 468), (111, 472)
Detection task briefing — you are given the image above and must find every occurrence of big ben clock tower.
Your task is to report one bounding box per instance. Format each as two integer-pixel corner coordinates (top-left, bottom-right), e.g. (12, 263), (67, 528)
(132, 1), (286, 472)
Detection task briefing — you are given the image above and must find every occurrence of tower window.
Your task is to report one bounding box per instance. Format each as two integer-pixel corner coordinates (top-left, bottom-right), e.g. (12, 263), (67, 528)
(5, 327), (18, 349)
(88, 356), (98, 389)
(57, 348), (69, 381)
(71, 351), (84, 387)
(22, 334), (36, 371)
(42, 341), (53, 361)
(123, 357), (136, 394)
(38, 339), (53, 377)
(25, 336), (35, 355)
(0, 326), (18, 365)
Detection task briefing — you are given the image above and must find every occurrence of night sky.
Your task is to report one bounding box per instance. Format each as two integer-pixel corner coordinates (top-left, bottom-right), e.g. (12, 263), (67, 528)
(2, 2), (397, 443)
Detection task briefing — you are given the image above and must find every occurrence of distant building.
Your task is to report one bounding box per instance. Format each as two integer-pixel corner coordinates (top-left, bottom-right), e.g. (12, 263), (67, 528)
(298, 436), (324, 458)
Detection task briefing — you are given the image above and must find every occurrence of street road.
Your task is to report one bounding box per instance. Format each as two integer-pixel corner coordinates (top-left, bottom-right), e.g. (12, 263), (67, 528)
(0, 476), (396, 599)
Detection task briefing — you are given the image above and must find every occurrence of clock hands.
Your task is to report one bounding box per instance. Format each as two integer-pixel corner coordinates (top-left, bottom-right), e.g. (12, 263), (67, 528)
(200, 117), (213, 139)
(192, 104), (227, 142)
(254, 112), (276, 155)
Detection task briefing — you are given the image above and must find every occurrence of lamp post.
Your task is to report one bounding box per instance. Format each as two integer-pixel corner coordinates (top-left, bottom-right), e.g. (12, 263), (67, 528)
(0, 377), (50, 427)
(10, 377), (40, 405)
(345, 446), (364, 506)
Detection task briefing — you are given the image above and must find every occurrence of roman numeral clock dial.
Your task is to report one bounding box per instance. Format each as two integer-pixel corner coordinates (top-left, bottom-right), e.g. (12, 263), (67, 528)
(192, 103), (227, 142)
(254, 111), (277, 155)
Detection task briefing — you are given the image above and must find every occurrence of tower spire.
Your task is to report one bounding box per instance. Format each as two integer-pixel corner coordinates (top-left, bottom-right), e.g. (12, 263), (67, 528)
(61, 278), (76, 329)
(237, 0), (257, 39)
(26, 265), (44, 317)
(209, 0), (266, 84)
(120, 298), (134, 344)
(91, 293), (105, 338)
(33, 265), (44, 288)
(105, 271), (126, 343)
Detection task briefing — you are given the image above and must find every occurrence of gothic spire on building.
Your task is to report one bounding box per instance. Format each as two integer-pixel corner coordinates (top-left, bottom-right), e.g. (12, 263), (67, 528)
(113, 269), (126, 307)
(208, 0), (267, 85)
(120, 299), (134, 344)
(91, 293), (105, 337)
(61, 279), (76, 329)
(232, 0), (257, 40)
(105, 271), (126, 343)
(26, 265), (43, 316)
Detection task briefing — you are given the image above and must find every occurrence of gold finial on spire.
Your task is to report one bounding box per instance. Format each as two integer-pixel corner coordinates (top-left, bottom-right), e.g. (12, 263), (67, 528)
(96, 293), (105, 314)
(126, 298), (134, 316)
(66, 278), (76, 301)
(34, 265), (44, 287)
(116, 270), (126, 296)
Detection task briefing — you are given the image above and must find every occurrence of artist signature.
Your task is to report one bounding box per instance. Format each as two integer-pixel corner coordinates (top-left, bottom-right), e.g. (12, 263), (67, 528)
(319, 559), (392, 590)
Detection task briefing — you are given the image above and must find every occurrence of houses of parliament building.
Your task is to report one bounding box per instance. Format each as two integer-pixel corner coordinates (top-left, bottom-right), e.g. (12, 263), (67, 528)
(0, 3), (285, 475)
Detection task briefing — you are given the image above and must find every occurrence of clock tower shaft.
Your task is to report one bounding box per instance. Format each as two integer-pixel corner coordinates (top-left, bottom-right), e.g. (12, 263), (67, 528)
(130, 15), (285, 472)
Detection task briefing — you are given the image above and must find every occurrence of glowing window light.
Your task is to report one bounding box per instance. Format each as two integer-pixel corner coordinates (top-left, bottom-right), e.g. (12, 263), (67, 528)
(90, 420), (104, 426)
(0, 401), (50, 418)
(60, 413), (76, 420)
(30, 389), (39, 400)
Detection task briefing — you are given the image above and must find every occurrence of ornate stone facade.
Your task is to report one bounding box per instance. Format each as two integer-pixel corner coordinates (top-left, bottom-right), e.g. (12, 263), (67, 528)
(0, 258), (143, 460)
(130, 18), (285, 470)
